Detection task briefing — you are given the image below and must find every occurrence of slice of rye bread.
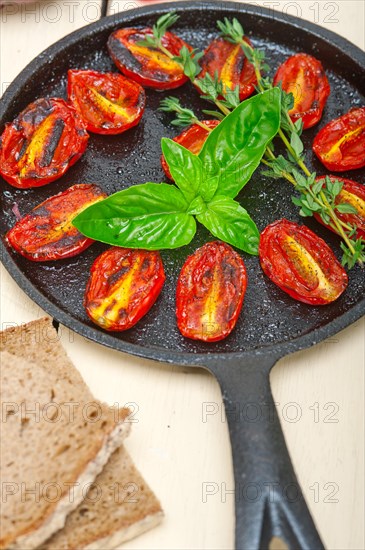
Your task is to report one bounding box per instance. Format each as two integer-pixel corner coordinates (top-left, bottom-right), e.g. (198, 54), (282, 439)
(0, 319), (131, 550)
(40, 445), (163, 550)
(0, 318), (94, 403)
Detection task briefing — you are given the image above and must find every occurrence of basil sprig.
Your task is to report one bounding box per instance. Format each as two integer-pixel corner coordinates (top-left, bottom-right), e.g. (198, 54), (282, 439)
(73, 89), (281, 253)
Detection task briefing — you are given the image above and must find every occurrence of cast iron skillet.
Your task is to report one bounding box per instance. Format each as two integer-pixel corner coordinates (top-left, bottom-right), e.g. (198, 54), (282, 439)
(1, 2), (364, 548)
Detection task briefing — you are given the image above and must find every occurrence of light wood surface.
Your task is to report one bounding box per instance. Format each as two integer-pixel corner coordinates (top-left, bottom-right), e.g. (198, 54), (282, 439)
(0, 1), (364, 549)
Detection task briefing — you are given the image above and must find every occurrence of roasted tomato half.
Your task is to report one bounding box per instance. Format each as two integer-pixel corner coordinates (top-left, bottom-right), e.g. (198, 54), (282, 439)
(259, 219), (348, 305)
(84, 247), (165, 331)
(5, 184), (106, 261)
(312, 107), (365, 171)
(67, 70), (145, 135)
(196, 37), (257, 101)
(313, 176), (365, 239)
(0, 98), (89, 188)
(161, 120), (220, 180)
(273, 53), (330, 129)
(107, 27), (191, 89)
(176, 241), (247, 342)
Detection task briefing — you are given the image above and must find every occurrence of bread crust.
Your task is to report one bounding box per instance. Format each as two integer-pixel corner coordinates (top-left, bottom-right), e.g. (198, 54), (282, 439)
(41, 447), (163, 550)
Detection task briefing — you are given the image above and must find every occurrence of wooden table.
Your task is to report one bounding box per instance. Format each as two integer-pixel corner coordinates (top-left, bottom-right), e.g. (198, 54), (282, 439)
(1, 1), (364, 548)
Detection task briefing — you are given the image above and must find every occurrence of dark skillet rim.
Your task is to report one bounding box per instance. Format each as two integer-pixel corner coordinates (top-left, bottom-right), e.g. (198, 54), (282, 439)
(1, 1), (364, 367)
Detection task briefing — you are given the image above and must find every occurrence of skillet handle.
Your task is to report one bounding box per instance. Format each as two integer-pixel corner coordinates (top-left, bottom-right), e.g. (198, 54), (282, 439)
(210, 356), (324, 550)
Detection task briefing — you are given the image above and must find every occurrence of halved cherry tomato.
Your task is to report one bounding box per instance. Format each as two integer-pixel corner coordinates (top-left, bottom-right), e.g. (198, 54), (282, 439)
(0, 98), (89, 188)
(259, 219), (348, 305)
(196, 37), (257, 101)
(107, 27), (191, 90)
(312, 107), (365, 171)
(161, 120), (219, 180)
(176, 241), (247, 342)
(273, 53), (330, 129)
(5, 184), (106, 261)
(67, 70), (145, 135)
(84, 247), (165, 331)
(313, 176), (365, 239)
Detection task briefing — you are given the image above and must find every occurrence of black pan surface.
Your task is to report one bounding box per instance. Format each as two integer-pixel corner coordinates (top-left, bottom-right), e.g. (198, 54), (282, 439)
(1, 1), (364, 366)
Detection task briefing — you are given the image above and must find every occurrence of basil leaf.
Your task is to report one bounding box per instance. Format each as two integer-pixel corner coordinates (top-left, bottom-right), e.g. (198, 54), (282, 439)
(187, 195), (206, 216)
(199, 175), (220, 202)
(73, 183), (196, 250)
(197, 195), (260, 255)
(161, 138), (219, 203)
(161, 138), (202, 203)
(199, 88), (281, 198)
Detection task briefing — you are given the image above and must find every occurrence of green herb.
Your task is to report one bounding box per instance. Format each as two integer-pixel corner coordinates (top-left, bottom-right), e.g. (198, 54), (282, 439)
(341, 238), (365, 269)
(196, 196), (259, 255)
(263, 122), (365, 267)
(138, 13), (236, 116)
(197, 72), (223, 102)
(73, 183), (196, 250)
(161, 138), (205, 203)
(173, 46), (203, 80)
(137, 11), (179, 50)
(193, 72), (237, 115)
(199, 88), (281, 198)
(159, 97), (212, 130)
(201, 109), (225, 121)
(217, 17), (245, 44)
(153, 11), (179, 39)
(336, 203), (357, 214)
(140, 13), (240, 117)
(217, 17), (268, 88)
(74, 92), (281, 253)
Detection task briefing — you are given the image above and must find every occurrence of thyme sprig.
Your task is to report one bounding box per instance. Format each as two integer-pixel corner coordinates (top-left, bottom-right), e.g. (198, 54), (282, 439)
(139, 13), (238, 112)
(137, 11), (179, 52)
(172, 45), (203, 80)
(341, 238), (365, 269)
(159, 97), (212, 130)
(198, 72), (241, 112)
(217, 17), (269, 90)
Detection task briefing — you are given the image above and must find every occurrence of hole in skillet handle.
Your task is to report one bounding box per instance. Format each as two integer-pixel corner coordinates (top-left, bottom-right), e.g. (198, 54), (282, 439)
(269, 537), (289, 550)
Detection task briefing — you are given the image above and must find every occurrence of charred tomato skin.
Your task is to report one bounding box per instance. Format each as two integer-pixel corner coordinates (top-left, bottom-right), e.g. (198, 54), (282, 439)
(259, 219), (348, 306)
(5, 184), (106, 261)
(196, 36), (257, 101)
(84, 247), (165, 331)
(273, 53), (330, 129)
(161, 120), (220, 180)
(176, 241), (247, 342)
(312, 107), (365, 171)
(313, 176), (365, 239)
(67, 70), (145, 135)
(0, 97), (89, 189)
(107, 27), (191, 90)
